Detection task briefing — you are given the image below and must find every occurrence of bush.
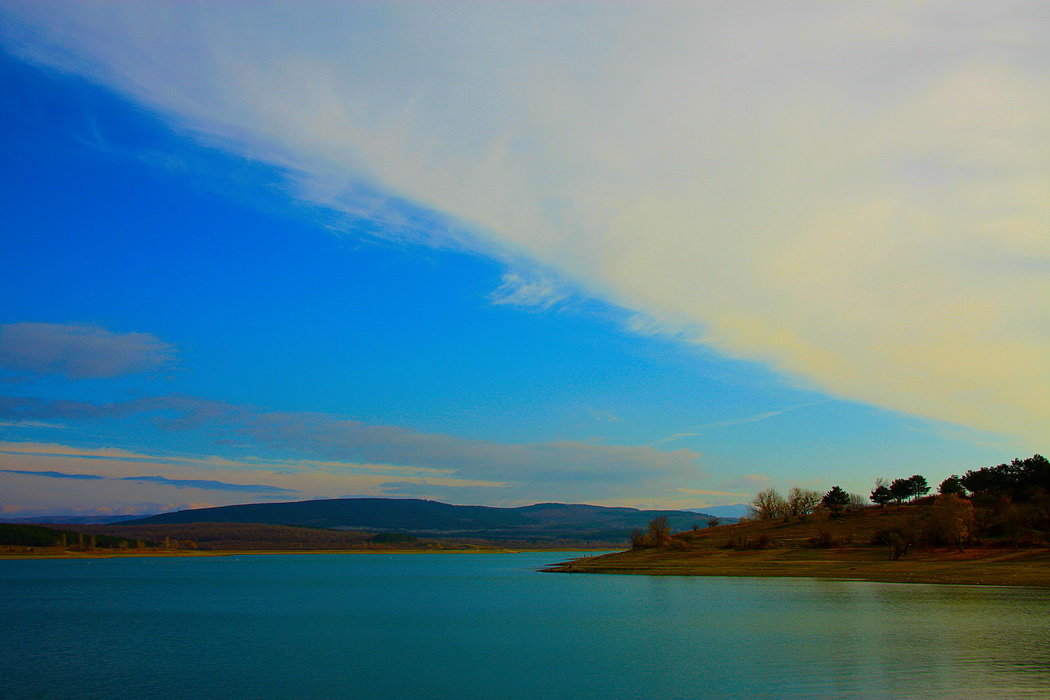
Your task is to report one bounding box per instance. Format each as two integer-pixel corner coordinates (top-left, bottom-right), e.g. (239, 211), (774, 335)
(808, 525), (835, 548)
(725, 534), (772, 550)
(372, 532), (418, 544)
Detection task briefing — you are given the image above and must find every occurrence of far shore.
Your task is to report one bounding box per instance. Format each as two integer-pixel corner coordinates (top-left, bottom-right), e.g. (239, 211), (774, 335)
(0, 546), (611, 560)
(545, 547), (1050, 588)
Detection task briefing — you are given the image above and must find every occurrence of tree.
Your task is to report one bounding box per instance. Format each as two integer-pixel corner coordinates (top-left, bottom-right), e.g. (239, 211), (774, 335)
(870, 480), (893, 508)
(748, 489), (787, 520)
(890, 478), (914, 504)
(630, 528), (648, 549)
(786, 488), (821, 517)
(926, 494), (975, 551)
(938, 475), (965, 496)
(647, 516), (671, 547)
(961, 455), (1050, 500)
(822, 486), (850, 515)
(909, 475), (930, 500)
(848, 493), (868, 510)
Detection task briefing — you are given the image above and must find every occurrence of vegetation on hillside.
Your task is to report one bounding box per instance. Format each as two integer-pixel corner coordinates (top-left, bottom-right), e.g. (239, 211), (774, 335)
(627, 454), (1050, 559)
(0, 523), (154, 551)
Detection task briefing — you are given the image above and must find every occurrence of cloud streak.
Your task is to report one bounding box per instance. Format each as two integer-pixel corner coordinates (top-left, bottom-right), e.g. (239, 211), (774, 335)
(1, 469), (103, 480)
(2, 2), (1047, 442)
(0, 322), (174, 379)
(0, 467), (294, 494)
(0, 395), (703, 499)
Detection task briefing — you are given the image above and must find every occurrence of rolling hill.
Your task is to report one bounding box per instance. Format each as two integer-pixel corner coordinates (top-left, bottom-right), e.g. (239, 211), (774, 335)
(128, 498), (719, 542)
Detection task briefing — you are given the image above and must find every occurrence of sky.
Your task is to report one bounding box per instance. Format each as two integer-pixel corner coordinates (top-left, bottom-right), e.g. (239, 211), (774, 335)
(0, 1), (1046, 517)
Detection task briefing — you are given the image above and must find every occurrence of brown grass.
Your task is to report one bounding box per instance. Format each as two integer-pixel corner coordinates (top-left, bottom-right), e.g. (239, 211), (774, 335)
(546, 504), (1050, 588)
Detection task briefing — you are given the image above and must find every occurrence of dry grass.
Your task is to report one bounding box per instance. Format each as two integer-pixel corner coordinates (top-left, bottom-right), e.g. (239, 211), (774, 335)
(546, 504), (1050, 588)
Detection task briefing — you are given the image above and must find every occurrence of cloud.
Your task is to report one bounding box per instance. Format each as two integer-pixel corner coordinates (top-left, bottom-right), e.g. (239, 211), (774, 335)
(0, 437), (516, 514)
(654, 401), (829, 443)
(0, 503), (214, 517)
(0, 469), (103, 480)
(0, 322), (174, 379)
(2, 3), (1047, 442)
(489, 271), (570, 310)
(0, 467), (293, 493)
(0, 395), (703, 502)
(115, 475), (295, 494)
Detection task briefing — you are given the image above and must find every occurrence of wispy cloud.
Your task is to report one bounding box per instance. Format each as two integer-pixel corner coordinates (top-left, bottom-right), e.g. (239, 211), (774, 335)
(0, 322), (174, 379)
(115, 475), (294, 494)
(654, 401), (829, 444)
(2, 3), (1047, 443)
(0, 395), (704, 502)
(1, 467), (294, 494)
(489, 271), (570, 311)
(1, 469), (103, 480)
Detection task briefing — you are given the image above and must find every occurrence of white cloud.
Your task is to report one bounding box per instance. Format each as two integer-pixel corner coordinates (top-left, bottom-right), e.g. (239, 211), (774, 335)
(489, 271), (569, 310)
(2, 2), (1047, 443)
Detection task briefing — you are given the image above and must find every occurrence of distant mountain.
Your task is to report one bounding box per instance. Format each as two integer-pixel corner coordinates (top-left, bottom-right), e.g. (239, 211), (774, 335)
(687, 504), (748, 520)
(0, 515), (145, 525)
(129, 498), (720, 542)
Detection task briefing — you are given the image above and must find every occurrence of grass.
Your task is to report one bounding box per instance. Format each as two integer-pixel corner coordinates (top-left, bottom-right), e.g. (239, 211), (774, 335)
(546, 503), (1050, 588)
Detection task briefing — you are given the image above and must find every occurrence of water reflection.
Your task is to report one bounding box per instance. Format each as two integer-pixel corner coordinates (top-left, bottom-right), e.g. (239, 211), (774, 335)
(2, 555), (1049, 699)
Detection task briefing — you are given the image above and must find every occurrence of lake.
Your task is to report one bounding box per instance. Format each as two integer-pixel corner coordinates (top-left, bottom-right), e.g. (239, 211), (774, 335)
(3, 552), (1049, 698)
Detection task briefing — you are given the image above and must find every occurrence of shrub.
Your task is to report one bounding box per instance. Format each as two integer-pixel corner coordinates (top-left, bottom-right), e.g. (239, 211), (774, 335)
(647, 516), (671, 547)
(372, 532), (418, 544)
(808, 525), (835, 548)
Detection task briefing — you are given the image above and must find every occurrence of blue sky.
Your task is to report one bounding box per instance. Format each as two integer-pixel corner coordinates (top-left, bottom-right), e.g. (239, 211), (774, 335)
(0, 2), (1044, 516)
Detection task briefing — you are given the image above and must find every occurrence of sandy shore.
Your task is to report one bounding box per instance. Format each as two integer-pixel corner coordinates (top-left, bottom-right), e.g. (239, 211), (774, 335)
(545, 547), (1050, 588)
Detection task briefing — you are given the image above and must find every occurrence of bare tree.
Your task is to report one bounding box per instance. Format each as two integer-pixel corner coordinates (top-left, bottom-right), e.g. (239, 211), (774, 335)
(927, 494), (975, 551)
(848, 493), (868, 511)
(647, 516), (671, 547)
(786, 488), (821, 517)
(749, 489), (788, 520)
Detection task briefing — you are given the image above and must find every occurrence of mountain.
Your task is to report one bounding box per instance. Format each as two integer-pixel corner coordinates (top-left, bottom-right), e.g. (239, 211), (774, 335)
(128, 498), (719, 542)
(687, 504), (748, 520)
(0, 515), (146, 525)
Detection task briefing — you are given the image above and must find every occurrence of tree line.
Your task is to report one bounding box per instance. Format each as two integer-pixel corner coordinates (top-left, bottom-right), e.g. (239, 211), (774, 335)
(630, 454), (1047, 555)
(747, 485), (865, 520)
(743, 454), (1048, 523)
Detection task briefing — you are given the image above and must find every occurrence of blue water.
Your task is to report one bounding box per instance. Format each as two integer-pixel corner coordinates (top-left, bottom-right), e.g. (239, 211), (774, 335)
(2, 552), (1049, 699)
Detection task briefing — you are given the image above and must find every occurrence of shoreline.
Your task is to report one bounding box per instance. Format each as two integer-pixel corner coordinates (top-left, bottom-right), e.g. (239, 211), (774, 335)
(544, 547), (1050, 588)
(0, 546), (611, 560)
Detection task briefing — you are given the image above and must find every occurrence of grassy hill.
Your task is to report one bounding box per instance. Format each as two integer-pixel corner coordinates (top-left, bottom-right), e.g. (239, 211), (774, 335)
(548, 499), (1050, 587)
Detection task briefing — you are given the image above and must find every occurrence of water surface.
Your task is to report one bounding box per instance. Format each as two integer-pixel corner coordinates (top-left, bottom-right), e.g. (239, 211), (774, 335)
(3, 552), (1049, 698)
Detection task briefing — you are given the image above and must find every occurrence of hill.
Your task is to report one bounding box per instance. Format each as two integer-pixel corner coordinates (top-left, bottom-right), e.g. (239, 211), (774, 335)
(128, 498), (716, 543)
(547, 500), (1050, 587)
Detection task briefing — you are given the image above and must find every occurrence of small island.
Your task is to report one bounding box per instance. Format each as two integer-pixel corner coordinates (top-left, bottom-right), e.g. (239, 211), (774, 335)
(549, 455), (1050, 588)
